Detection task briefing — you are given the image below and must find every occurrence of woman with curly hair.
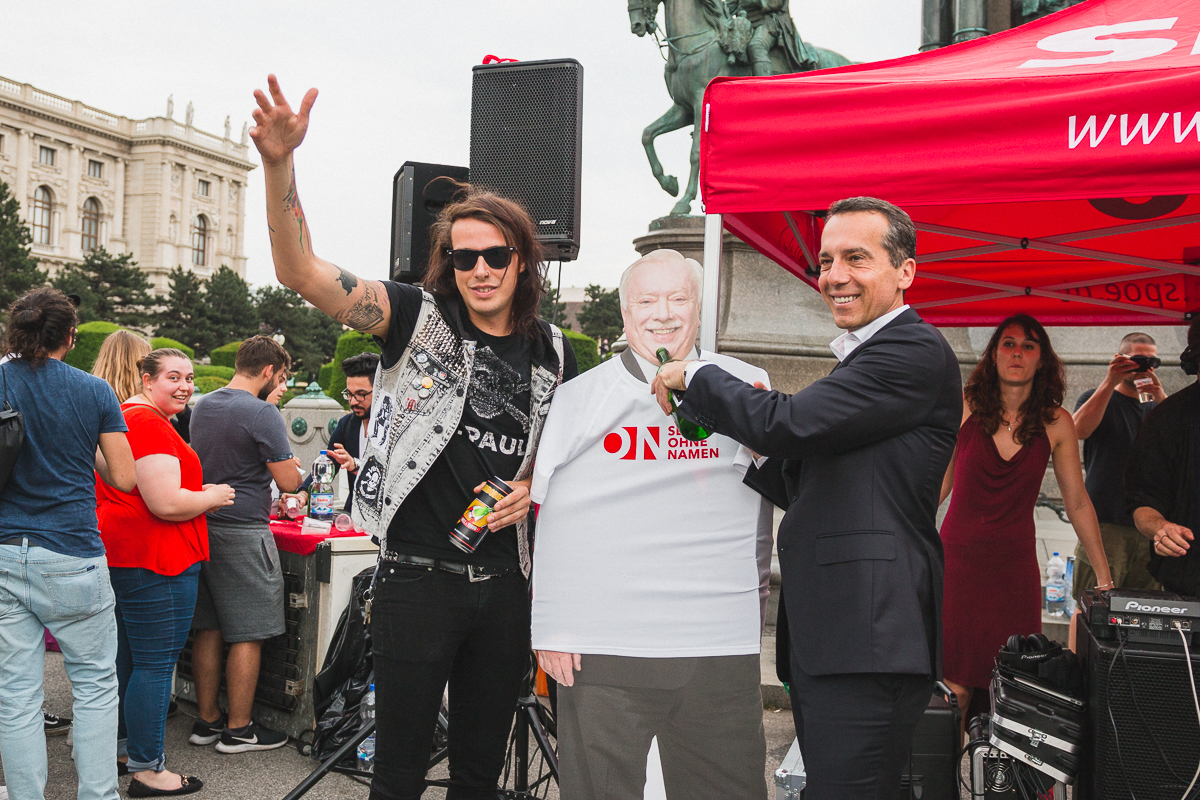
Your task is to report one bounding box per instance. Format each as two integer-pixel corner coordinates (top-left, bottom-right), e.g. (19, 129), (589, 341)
(939, 314), (1111, 718)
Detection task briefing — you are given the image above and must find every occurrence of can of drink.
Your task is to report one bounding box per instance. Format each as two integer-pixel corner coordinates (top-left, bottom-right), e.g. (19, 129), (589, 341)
(450, 478), (513, 553)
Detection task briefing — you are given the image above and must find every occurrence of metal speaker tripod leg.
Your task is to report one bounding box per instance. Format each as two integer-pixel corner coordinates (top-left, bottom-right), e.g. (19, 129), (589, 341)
(282, 719), (376, 800)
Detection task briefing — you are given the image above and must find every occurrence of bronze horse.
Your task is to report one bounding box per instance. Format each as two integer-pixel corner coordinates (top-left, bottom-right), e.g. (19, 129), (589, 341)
(629, 0), (850, 216)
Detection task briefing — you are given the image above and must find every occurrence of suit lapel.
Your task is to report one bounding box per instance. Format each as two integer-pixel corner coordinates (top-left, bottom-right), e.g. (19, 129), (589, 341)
(834, 308), (923, 372)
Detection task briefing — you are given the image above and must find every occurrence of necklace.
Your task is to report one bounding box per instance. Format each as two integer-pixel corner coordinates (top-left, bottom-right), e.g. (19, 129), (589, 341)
(1003, 414), (1020, 432)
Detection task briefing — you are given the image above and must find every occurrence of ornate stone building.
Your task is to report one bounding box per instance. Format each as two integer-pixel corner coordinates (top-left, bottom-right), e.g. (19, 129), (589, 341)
(0, 75), (255, 294)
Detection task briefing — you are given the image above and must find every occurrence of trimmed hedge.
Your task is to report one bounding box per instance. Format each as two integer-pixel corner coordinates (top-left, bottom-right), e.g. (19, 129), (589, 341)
(64, 321), (122, 372)
(194, 365), (234, 380)
(193, 375), (230, 394)
(563, 329), (600, 374)
(327, 331), (382, 409)
(209, 342), (241, 369)
(150, 337), (194, 360)
(318, 361), (335, 393)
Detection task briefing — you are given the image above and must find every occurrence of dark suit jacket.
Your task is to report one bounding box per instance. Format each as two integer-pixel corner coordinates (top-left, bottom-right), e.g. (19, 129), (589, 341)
(680, 309), (961, 678)
(300, 412), (365, 512)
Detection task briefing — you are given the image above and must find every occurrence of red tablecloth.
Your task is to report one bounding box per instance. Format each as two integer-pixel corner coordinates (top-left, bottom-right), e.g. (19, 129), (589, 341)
(269, 517), (370, 557)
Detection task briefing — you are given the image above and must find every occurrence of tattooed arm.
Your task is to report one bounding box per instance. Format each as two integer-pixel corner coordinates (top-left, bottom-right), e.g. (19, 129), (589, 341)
(250, 75), (391, 337)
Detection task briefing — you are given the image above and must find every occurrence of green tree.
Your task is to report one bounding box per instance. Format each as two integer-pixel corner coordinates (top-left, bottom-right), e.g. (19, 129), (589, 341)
(0, 180), (46, 314)
(254, 285), (341, 380)
(327, 330), (382, 408)
(52, 247), (152, 327)
(576, 284), (623, 354)
(203, 266), (258, 347)
(538, 278), (569, 328)
(154, 266), (213, 356)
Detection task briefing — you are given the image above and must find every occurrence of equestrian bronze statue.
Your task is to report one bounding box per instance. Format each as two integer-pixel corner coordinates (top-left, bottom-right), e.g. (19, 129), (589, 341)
(629, 0), (851, 216)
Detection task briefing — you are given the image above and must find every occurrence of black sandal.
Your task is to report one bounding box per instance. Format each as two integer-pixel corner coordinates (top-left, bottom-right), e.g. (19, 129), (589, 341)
(126, 776), (204, 797)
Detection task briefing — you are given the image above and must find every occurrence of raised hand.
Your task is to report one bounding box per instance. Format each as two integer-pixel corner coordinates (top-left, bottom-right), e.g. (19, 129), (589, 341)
(249, 74), (318, 167)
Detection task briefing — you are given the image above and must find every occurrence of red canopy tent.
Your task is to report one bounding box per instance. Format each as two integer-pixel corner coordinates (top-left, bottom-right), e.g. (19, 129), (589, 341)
(698, 0), (1200, 327)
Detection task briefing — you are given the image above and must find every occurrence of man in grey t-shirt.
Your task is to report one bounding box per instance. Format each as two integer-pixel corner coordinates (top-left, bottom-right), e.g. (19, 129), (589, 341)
(189, 336), (302, 753)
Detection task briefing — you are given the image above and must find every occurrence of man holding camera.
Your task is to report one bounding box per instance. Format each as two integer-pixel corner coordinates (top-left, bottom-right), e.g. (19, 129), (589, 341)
(1070, 333), (1166, 603)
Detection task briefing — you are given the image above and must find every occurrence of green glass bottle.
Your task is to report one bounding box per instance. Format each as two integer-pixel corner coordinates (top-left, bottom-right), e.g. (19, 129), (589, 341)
(656, 347), (712, 442)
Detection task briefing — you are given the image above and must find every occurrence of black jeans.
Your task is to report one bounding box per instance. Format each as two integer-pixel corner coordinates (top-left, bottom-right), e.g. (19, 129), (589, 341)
(369, 565), (530, 800)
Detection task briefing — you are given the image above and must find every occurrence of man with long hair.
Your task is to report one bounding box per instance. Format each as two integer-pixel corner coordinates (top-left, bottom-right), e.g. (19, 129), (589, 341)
(654, 197), (961, 799)
(248, 75), (576, 799)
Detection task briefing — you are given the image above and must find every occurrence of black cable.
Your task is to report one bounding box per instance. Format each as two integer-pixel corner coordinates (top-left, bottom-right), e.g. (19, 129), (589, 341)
(1108, 632), (1139, 800)
(957, 746), (984, 798)
(553, 261), (563, 325)
(1119, 634), (1189, 783)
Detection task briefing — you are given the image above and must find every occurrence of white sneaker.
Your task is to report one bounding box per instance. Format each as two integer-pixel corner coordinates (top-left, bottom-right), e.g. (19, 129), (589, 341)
(1, 784), (10, 799)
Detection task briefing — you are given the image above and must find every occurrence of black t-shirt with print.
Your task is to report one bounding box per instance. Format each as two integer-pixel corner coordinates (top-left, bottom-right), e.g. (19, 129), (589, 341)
(378, 281), (536, 568)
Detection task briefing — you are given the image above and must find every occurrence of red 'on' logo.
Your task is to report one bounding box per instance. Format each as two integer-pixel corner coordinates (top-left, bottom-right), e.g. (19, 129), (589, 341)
(602, 427), (660, 460)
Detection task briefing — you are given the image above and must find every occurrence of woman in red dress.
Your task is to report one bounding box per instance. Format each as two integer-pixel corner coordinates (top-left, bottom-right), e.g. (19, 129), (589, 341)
(939, 314), (1112, 718)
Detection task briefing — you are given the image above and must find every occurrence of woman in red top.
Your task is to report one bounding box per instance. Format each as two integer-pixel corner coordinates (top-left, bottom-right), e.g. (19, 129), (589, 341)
(97, 349), (235, 797)
(938, 315), (1111, 723)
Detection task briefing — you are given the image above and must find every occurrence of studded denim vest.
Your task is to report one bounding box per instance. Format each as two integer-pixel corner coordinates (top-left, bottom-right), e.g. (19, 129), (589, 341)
(351, 290), (564, 578)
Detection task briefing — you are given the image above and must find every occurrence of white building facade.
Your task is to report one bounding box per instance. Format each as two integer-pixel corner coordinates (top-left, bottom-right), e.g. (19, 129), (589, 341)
(0, 75), (255, 294)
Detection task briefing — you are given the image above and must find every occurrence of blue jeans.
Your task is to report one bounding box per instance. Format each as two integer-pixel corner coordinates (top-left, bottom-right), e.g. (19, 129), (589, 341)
(0, 538), (119, 800)
(110, 564), (199, 772)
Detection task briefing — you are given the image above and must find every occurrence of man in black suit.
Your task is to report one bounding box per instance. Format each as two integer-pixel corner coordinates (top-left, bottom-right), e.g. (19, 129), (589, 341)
(653, 197), (961, 799)
(284, 352), (379, 512)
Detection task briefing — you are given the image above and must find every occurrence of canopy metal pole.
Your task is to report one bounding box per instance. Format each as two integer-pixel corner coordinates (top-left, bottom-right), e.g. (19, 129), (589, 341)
(700, 213), (722, 353)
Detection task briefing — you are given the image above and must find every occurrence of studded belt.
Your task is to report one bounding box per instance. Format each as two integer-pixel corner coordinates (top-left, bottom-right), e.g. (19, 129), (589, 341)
(380, 551), (516, 582)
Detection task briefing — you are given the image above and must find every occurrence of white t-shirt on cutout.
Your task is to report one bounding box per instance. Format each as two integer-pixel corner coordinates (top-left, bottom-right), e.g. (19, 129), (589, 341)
(531, 350), (773, 658)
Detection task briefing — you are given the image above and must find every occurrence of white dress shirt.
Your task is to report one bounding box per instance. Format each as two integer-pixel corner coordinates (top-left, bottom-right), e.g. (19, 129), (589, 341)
(827, 304), (910, 362)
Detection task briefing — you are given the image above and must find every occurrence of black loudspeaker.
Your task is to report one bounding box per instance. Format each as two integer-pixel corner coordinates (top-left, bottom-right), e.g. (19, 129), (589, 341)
(469, 58), (583, 262)
(900, 685), (960, 800)
(390, 162), (470, 284)
(1078, 619), (1200, 799)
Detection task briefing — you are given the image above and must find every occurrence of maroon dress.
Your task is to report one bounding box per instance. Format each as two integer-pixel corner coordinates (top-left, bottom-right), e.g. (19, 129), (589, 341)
(941, 414), (1051, 689)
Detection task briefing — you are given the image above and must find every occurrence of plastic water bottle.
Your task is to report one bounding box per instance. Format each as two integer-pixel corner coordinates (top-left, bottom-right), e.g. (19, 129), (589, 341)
(1045, 552), (1067, 617)
(309, 451), (336, 521)
(356, 684), (376, 770)
(1064, 555), (1076, 616)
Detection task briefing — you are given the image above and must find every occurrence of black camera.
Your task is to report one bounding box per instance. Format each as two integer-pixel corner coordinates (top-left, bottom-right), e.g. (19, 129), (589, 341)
(1128, 354), (1161, 371)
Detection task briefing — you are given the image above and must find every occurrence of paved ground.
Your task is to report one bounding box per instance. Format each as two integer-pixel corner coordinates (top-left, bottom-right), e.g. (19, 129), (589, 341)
(2, 509), (1077, 799)
(1, 652), (797, 800)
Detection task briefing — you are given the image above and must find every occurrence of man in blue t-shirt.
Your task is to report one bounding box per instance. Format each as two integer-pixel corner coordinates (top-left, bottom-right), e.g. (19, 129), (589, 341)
(0, 287), (136, 800)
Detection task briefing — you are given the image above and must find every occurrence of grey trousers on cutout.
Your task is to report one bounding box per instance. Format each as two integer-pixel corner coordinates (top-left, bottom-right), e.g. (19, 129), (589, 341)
(557, 654), (768, 800)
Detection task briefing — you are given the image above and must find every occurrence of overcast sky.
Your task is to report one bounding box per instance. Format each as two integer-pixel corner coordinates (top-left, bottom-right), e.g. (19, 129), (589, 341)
(3, 0), (919, 290)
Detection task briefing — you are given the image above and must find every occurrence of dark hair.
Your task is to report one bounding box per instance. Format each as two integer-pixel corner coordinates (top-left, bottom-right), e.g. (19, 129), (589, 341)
(422, 181), (546, 339)
(139, 348), (192, 380)
(964, 314), (1065, 445)
(341, 352), (380, 379)
(3, 288), (78, 366)
(1118, 332), (1155, 352)
(234, 335), (291, 377)
(827, 197), (918, 268)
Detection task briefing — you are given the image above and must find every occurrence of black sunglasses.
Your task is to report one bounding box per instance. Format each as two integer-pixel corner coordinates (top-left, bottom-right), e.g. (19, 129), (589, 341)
(446, 246), (516, 272)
